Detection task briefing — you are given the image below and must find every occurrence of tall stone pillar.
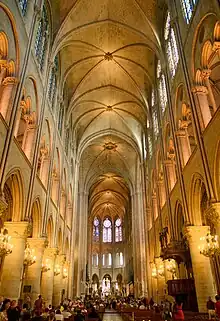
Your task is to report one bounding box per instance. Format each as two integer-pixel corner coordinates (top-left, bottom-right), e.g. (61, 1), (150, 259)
(192, 86), (211, 129)
(164, 160), (176, 191)
(53, 254), (65, 306)
(185, 226), (216, 312)
(23, 238), (46, 301)
(176, 129), (191, 167)
(0, 222), (28, 299)
(41, 247), (57, 305)
(155, 257), (165, 302)
(0, 77), (17, 120)
(201, 69), (217, 113)
(23, 125), (37, 161)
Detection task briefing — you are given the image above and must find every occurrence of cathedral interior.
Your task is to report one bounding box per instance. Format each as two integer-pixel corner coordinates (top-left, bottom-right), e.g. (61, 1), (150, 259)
(0, 0), (220, 314)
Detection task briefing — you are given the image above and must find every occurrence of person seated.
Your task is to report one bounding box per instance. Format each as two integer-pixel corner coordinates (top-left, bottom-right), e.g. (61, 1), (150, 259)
(88, 307), (99, 320)
(74, 310), (84, 321)
(62, 305), (71, 319)
(55, 310), (64, 321)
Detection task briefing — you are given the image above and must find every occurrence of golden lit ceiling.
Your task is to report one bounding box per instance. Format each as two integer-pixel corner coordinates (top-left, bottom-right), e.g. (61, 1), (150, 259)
(51, 0), (162, 219)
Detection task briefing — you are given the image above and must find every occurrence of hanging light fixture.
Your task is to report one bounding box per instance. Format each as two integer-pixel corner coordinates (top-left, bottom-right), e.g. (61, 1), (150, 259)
(0, 229), (13, 257)
(42, 259), (51, 272)
(166, 259), (176, 277)
(24, 243), (36, 266)
(157, 262), (165, 277)
(198, 232), (219, 257)
(54, 264), (61, 276)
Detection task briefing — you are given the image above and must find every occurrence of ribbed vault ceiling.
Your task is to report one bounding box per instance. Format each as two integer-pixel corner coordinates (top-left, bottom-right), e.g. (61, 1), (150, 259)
(52, 0), (162, 219)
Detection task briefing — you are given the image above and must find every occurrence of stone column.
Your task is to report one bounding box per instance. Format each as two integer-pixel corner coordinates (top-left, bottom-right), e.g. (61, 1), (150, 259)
(192, 86), (211, 129)
(157, 180), (166, 208)
(23, 238), (46, 301)
(23, 125), (37, 161)
(41, 247), (57, 305)
(201, 69), (217, 113)
(0, 60), (8, 85)
(0, 222), (28, 299)
(176, 129), (191, 167)
(155, 257), (165, 302)
(185, 226), (216, 312)
(164, 160), (176, 191)
(53, 254), (65, 306)
(0, 77), (17, 120)
(152, 194), (158, 220)
(39, 154), (50, 187)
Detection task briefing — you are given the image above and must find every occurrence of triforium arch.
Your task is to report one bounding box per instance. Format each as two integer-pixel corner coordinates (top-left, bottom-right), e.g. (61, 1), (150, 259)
(0, 3), (20, 121)
(30, 198), (42, 238)
(3, 169), (24, 221)
(192, 14), (220, 129)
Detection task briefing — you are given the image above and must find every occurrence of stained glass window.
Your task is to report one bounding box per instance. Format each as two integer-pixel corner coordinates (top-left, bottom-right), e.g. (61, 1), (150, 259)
(164, 12), (179, 78)
(18, 0), (28, 16)
(48, 56), (58, 107)
(157, 60), (168, 113)
(115, 218), (122, 242)
(93, 217), (100, 242)
(152, 110), (159, 136)
(34, 5), (49, 71)
(103, 218), (112, 243)
(58, 105), (64, 135)
(180, 0), (197, 24)
(148, 133), (152, 157)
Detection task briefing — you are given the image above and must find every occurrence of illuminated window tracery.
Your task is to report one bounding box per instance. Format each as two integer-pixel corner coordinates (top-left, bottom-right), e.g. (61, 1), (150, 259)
(157, 61), (168, 113)
(164, 12), (179, 78)
(180, 0), (197, 24)
(18, 0), (28, 15)
(93, 217), (100, 242)
(103, 218), (112, 243)
(34, 5), (49, 71)
(115, 218), (122, 242)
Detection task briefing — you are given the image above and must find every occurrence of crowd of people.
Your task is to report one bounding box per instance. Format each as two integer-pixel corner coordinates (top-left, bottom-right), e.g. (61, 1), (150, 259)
(0, 294), (219, 321)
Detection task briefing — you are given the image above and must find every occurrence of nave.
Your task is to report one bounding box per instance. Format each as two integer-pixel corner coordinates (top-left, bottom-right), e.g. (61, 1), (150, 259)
(0, 0), (220, 315)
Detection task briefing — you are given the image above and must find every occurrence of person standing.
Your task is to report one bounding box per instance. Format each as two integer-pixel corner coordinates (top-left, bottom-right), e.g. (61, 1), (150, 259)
(0, 299), (11, 321)
(173, 301), (184, 321)
(215, 295), (220, 319)
(34, 296), (43, 316)
(7, 300), (20, 321)
(207, 297), (215, 320)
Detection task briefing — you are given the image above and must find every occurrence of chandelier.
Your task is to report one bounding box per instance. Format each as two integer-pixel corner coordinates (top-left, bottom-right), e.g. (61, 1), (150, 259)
(42, 259), (50, 272)
(0, 229), (13, 257)
(63, 267), (68, 279)
(24, 243), (36, 266)
(199, 232), (219, 257)
(166, 259), (176, 277)
(151, 262), (164, 278)
(157, 263), (165, 277)
(54, 264), (61, 276)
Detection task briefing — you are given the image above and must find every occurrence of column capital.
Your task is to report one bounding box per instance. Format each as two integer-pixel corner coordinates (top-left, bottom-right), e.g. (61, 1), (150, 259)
(4, 221), (29, 239)
(191, 85), (208, 95)
(2, 76), (17, 86)
(27, 237), (47, 250)
(201, 69), (212, 80)
(212, 41), (220, 52)
(44, 247), (58, 258)
(205, 203), (220, 226)
(184, 225), (210, 241)
(175, 129), (187, 137)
